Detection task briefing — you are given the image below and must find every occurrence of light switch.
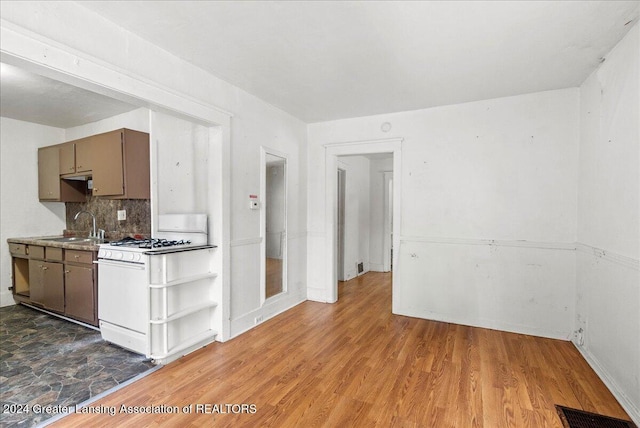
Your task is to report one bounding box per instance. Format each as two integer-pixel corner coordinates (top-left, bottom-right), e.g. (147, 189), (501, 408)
(117, 210), (126, 221)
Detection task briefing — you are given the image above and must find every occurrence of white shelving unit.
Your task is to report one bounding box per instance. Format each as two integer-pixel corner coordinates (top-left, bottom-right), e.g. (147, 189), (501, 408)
(147, 247), (218, 363)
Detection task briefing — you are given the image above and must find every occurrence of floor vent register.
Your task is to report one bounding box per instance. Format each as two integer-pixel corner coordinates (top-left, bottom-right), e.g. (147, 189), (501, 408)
(556, 405), (637, 428)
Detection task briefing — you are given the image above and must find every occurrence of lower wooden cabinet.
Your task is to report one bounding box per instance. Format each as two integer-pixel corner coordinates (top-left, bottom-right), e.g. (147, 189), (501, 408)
(10, 243), (98, 326)
(28, 259), (64, 313)
(64, 264), (97, 325)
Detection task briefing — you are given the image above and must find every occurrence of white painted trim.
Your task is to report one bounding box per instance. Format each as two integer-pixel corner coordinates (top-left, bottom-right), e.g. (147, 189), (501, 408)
(576, 243), (639, 271)
(400, 236), (577, 251)
(306, 288), (327, 303)
(324, 137), (403, 305)
(230, 237), (262, 247)
(229, 293), (306, 339)
(573, 341), (640, 425)
(396, 238), (639, 270)
(324, 137), (405, 148)
(382, 171), (393, 272)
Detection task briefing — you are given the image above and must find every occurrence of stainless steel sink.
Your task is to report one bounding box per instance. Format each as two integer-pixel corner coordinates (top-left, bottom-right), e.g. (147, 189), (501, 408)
(43, 237), (108, 243)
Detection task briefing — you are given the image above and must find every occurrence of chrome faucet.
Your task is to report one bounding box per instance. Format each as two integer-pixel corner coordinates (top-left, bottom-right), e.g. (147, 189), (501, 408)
(74, 210), (98, 239)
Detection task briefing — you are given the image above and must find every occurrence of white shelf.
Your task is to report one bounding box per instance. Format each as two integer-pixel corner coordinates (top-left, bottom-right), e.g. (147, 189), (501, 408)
(149, 272), (217, 288)
(150, 329), (218, 360)
(150, 301), (217, 325)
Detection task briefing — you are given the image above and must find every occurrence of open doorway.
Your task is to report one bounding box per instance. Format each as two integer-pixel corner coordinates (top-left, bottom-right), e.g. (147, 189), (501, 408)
(323, 138), (402, 306)
(335, 154), (393, 282)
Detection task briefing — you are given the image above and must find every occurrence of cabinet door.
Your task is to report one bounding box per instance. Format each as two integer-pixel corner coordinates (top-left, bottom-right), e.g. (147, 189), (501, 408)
(91, 131), (124, 196)
(38, 146), (60, 200)
(75, 139), (92, 173)
(28, 260), (45, 305)
(59, 143), (75, 175)
(43, 262), (65, 312)
(65, 265), (96, 324)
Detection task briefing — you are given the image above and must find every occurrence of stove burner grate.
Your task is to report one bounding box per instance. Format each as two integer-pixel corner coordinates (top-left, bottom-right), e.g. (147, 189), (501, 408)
(110, 238), (191, 249)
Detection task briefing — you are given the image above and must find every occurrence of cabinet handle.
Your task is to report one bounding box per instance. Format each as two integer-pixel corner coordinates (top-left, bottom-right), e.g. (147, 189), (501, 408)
(74, 255), (80, 259)
(64, 270), (70, 274)
(42, 266), (48, 270)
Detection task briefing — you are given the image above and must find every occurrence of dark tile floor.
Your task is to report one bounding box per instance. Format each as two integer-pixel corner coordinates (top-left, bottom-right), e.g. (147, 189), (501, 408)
(0, 304), (156, 427)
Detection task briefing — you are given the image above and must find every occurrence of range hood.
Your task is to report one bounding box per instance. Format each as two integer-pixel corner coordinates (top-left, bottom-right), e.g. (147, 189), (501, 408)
(61, 173), (92, 181)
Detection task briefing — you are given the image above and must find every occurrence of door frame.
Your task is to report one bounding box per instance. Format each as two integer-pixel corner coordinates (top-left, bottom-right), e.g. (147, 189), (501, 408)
(382, 171), (393, 272)
(323, 138), (402, 309)
(337, 167), (347, 281)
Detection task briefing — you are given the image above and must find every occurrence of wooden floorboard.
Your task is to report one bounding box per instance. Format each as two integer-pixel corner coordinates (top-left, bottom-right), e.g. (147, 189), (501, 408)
(51, 272), (629, 427)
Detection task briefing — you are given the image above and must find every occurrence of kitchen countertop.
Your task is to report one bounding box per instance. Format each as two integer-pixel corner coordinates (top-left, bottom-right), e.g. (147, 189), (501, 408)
(7, 236), (105, 251)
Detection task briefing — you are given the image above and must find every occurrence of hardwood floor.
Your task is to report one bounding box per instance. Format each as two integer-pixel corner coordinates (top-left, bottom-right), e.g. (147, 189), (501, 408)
(52, 272), (630, 427)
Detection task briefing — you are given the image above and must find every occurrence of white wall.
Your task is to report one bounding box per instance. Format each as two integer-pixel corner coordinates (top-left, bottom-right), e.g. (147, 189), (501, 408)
(0, 117), (66, 307)
(308, 88), (580, 339)
(1, 2), (308, 338)
(337, 155), (370, 280)
(369, 156), (393, 271)
(576, 23), (639, 423)
(229, 93), (308, 336)
(151, 111), (209, 215)
(64, 108), (149, 140)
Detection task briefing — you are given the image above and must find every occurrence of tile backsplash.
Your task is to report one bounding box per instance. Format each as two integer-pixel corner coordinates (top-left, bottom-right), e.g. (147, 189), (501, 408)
(65, 197), (151, 240)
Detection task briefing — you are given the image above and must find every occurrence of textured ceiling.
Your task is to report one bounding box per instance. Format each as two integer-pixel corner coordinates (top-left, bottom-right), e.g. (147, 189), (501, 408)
(1, 2), (638, 127)
(0, 63), (137, 128)
(78, 1), (639, 123)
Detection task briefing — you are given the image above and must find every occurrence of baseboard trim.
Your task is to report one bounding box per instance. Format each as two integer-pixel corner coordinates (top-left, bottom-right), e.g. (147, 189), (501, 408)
(573, 341), (640, 425)
(229, 293), (306, 339)
(306, 287), (327, 302)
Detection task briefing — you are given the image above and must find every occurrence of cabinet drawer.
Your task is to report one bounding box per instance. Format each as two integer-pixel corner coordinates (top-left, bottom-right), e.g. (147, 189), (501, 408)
(9, 243), (27, 256)
(65, 250), (94, 264)
(29, 245), (45, 259)
(46, 247), (64, 261)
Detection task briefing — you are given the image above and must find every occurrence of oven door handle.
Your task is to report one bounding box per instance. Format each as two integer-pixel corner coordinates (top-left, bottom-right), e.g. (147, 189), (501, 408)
(94, 260), (146, 270)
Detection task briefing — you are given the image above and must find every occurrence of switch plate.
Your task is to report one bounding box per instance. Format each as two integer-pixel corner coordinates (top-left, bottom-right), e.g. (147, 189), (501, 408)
(117, 210), (126, 221)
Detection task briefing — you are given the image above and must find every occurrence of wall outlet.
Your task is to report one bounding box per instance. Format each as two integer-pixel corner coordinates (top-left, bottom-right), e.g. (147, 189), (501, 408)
(117, 210), (126, 221)
(254, 315), (264, 325)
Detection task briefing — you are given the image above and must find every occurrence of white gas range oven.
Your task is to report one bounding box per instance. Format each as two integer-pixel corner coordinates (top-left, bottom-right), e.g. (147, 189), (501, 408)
(96, 214), (218, 364)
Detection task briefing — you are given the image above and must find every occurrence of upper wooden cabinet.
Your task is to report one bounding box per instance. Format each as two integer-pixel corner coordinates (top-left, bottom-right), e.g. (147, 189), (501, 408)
(38, 145), (60, 200)
(91, 129), (150, 199)
(38, 146), (86, 202)
(38, 128), (150, 201)
(60, 138), (92, 176)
